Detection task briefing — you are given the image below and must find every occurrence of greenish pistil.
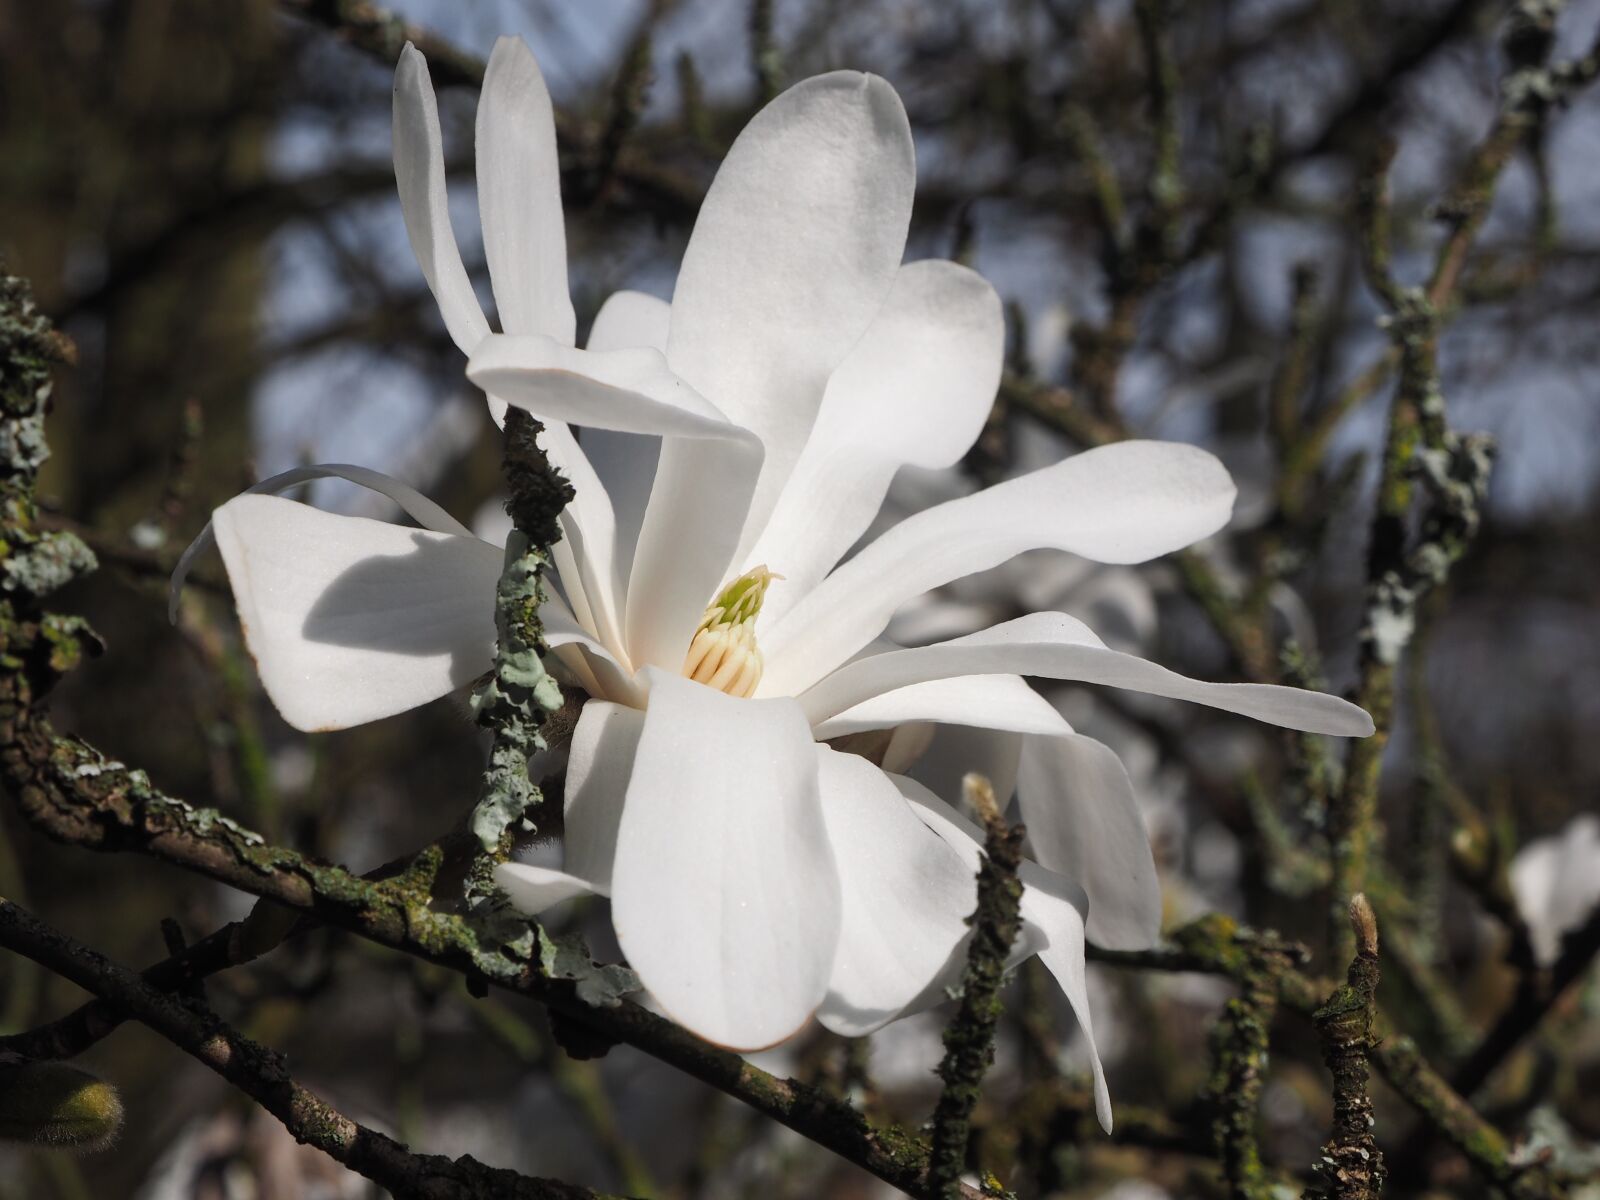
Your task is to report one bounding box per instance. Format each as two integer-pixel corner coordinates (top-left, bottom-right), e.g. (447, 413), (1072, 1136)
(682, 564), (780, 698)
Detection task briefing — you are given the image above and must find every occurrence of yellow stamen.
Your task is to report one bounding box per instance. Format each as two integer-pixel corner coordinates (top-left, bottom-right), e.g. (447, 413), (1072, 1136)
(682, 565), (781, 698)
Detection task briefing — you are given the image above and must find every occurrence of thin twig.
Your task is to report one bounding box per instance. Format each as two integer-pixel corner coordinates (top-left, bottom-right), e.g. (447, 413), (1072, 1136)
(1449, 901), (1600, 1098)
(278, 0), (488, 87)
(1088, 915), (1564, 1200)
(274, 0), (701, 221)
(1206, 935), (1296, 1199)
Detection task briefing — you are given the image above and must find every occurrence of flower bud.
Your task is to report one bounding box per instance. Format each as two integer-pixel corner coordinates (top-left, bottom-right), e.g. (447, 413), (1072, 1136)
(0, 1060), (125, 1152)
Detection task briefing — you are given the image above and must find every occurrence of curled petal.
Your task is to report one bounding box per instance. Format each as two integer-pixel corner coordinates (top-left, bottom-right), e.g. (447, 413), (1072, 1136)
(469, 334), (739, 436)
(811, 673), (1066, 740)
(761, 440), (1238, 695)
(171, 464), (472, 622)
(799, 611), (1375, 738)
(1018, 733), (1162, 952)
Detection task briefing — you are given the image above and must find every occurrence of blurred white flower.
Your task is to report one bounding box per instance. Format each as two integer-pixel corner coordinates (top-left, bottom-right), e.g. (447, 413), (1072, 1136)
(1511, 815), (1600, 967)
(177, 38), (1372, 1124)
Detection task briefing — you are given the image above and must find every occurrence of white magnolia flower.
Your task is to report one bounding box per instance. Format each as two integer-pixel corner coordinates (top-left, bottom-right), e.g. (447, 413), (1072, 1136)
(1510, 815), (1600, 968)
(184, 38), (1373, 1128)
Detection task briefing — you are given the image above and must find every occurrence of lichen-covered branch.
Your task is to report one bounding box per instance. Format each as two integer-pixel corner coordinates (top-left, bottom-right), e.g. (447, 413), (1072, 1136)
(1090, 915), (1565, 1200)
(1331, 129), (1496, 961)
(0, 898), (620, 1200)
(466, 408), (573, 900)
(926, 776), (1025, 1199)
(1, 570), (975, 1199)
(1309, 895), (1384, 1200)
(1205, 933), (1298, 1199)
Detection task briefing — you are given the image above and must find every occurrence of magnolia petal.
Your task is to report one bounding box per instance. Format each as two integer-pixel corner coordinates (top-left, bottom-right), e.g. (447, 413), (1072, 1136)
(562, 700), (647, 891)
(1510, 815), (1600, 967)
(476, 37), (574, 344)
(549, 519), (602, 650)
(211, 495), (501, 732)
(904, 782), (1112, 1133)
(1034, 896), (1114, 1134)
(541, 594), (641, 707)
(896, 780), (1085, 956)
(811, 745), (977, 1037)
(469, 334), (738, 436)
(747, 260), (1003, 622)
(542, 421), (626, 660)
(623, 439), (762, 673)
(551, 289), (673, 646)
(172, 463), (474, 622)
(1018, 733), (1161, 951)
(811, 673), (1067, 740)
(548, 645), (598, 698)
(393, 44), (489, 354)
(761, 441), (1237, 696)
(495, 863), (596, 914)
(811, 655), (1154, 976)
(583, 289), (672, 592)
(799, 611), (1375, 738)
(610, 670), (838, 1050)
(468, 334), (764, 671)
(648, 72), (915, 630)
(665, 71), (914, 528)
(587, 289), (671, 354)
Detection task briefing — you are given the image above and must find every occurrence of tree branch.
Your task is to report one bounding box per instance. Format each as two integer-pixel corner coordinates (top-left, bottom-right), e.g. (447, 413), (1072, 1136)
(1309, 895), (1385, 1200)
(0, 898), (622, 1200)
(926, 776), (1025, 1198)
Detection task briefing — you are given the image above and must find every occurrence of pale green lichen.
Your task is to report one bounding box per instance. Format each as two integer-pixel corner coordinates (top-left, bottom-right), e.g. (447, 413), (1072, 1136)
(468, 531), (564, 856)
(0, 416), (49, 474)
(538, 928), (640, 1008)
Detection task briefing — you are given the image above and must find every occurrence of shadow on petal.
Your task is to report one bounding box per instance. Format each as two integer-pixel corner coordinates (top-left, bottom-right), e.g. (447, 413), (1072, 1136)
(301, 530), (499, 691)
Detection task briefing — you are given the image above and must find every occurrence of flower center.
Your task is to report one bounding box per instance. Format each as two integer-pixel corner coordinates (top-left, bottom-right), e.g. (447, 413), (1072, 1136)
(682, 565), (780, 698)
